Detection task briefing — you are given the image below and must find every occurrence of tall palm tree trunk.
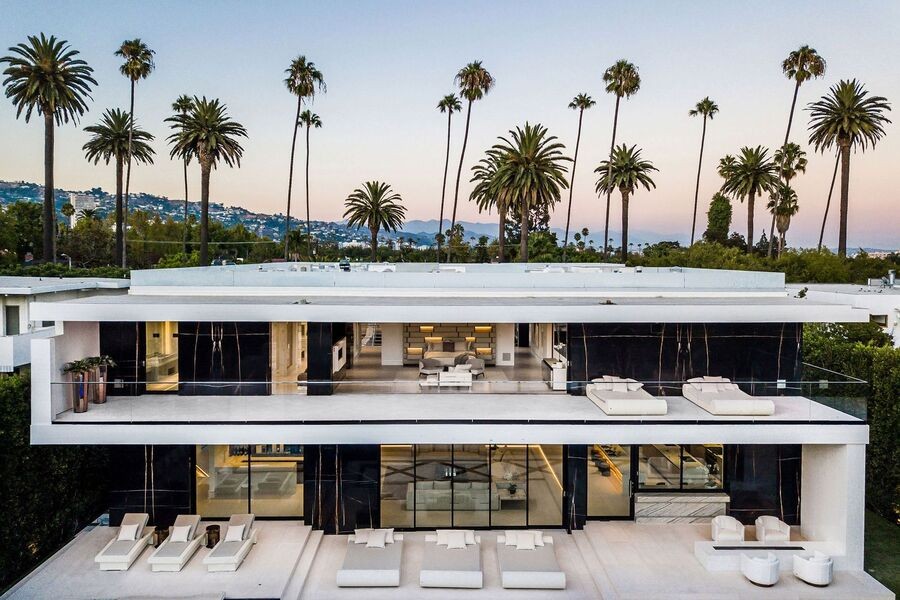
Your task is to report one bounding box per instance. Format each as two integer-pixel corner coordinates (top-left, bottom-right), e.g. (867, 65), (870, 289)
(818, 151), (840, 251)
(42, 110), (56, 262)
(563, 108), (585, 262)
(837, 143), (851, 257)
(769, 80), (802, 258)
(284, 96), (302, 260)
(437, 111), (453, 263)
(115, 156), (124, 265)
(746, 191), (755, 253)
(305, 124), (312, 259)
(370, 228), (378, 262)
(182, 158), (190, 254)
(603, 96), (621, 258)
(199, 156), (212, 266)
(620, 189), (630, 263)
(448, 100), (473, 262)
(519, 199), (529, 263)
(690, 116), (707, 245)
(767, 207), (778, 258)
(123, 81), (135, 268)
(498, 203), (506, 263)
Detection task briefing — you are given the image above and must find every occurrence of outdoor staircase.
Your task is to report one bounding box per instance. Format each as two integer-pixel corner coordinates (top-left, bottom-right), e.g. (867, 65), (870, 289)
(281, 528), (323, 599)
(573, 528), (619, 599)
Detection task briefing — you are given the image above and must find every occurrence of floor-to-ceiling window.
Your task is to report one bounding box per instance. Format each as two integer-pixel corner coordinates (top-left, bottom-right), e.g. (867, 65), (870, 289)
(271, 322), (307, 394)
(380, 444), (563, 529)
(146, 321), (178, 391)
(196, 444), (303, 518)
(587, 444), (633, 518)
(638, 444), (723, 491)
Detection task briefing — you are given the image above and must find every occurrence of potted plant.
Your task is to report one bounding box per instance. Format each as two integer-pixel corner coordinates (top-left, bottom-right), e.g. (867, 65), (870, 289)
(91, 355), (116, 404)
(63, 359), (91, 413)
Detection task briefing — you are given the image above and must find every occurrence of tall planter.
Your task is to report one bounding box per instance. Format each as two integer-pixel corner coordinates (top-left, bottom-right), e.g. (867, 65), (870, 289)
(69, 370), (89, 413)
(94, 364), (109, 404)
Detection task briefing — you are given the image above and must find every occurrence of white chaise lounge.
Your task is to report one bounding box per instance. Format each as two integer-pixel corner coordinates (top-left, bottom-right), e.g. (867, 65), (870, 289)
(419, 530), (483, 588)
(755, 515), (791, 543)
(683, 376), (775, 416)
(147, 514), (203, 572)
(336, 529), (404, 587)
(202, 514), (258, 572)
(711, 515), (745, 542)
(94, 512), (152, 571)
(497, 531), (566, 590)
(586, 376), (668, 415)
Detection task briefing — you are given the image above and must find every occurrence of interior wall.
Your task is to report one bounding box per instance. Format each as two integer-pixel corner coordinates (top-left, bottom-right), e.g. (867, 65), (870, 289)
(380, 323), (404, 366)
(49, 321), (100, 417)
(495, 323), (515, 366)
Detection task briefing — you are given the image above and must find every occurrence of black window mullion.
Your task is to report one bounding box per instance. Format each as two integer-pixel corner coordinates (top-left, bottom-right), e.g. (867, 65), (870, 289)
(525, 445), (530, 526)
(247, 446), (253, 514)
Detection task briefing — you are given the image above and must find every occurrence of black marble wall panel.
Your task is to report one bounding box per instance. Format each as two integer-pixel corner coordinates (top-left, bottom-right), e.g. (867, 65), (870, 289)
(517, 323), (530, 347)
(178, 322), (270, 395)
(304, 445), (380, 533)
(567, 323), (802, 393)
(563, 444), (588, 531)
(107, 445), (192, 527)
(307, 322), (333, 395)
(725, 444), (801, 525)
(99, 322), (145, 396)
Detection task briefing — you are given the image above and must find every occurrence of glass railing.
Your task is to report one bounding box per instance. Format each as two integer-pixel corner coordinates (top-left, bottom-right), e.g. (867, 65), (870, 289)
(49, 364), (867, 424)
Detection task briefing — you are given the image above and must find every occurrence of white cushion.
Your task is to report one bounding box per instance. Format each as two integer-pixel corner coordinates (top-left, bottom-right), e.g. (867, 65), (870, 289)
(170, 525), (191, 543)
(382, 528), (394, 544)
(529, 530), (545, 547)
(436, 529), (452, 545)
(354, 528), (372, 544)
(611, 381), (628, 393)
(224, 524), (244, 543)
(117, 523), (139, 542)
(626, 381), (644, 392)
(516, 535), (536, 550)
(445, 531), (467, 550)
(504, 531), (518, 546)
(366, 529), (387, 548)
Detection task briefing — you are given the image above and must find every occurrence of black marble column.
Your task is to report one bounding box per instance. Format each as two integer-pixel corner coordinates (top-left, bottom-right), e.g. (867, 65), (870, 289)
(307, 322), (333, 395)
(725, 444), (801, 525)
(304, 444), (380, 533)
(107, 444), (193, 527)
(563, 444), (588, 531)
(99, 322), (145, 396)
(178, 322), (270, 395)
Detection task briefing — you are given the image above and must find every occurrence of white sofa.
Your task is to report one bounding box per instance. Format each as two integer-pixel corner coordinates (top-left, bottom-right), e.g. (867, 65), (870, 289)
(406, 481), (499, 511)
(711, 515), (745, 542)
(147, 514), (203, 572)
(585, 376), (668, 415)
(683, 376), (775, 416)
(202, 514), (258, 572)
(741, 552), (780, 586)
(793, 551), (833, 586)
(755, 515), (791, 543)
(94, 513), (152, 571)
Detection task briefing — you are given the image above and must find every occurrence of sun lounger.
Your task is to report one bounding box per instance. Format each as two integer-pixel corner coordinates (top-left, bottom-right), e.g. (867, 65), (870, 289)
(202, 514), (258, 572)
(336, 531), (404, 587)
(683, 376), (775, 416)
(419, 532), (483, 588)
(94, 512), (152, 571)
(497, 532), (566, 589)
(147, 514), (203, 572)
(586, 376), (668, 415)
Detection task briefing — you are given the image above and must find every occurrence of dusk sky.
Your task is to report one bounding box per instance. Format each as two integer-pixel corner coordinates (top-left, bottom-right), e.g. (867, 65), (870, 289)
(1, 0), (898, 248)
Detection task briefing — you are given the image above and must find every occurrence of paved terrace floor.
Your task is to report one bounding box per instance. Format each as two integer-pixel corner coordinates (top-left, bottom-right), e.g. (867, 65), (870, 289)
(55, 393), (861, 424)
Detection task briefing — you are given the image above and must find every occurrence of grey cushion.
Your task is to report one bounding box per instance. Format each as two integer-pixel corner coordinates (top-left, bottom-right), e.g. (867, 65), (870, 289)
(208, 540), (247, 560)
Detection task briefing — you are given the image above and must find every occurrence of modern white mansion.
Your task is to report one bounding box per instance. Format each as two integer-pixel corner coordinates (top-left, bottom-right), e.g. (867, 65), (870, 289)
(11, 263), (893, 598)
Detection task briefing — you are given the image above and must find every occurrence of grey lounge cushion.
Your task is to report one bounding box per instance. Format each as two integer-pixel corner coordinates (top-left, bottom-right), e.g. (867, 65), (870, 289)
(102, 539), (145, 559)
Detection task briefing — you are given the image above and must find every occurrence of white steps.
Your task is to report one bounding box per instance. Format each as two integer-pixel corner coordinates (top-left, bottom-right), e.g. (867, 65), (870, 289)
(281, 529), (323, 599)
(573, 529), (618, 600)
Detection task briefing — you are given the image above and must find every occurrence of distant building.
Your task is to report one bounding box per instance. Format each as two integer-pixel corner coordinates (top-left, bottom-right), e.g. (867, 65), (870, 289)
(69, 193), (98, 227)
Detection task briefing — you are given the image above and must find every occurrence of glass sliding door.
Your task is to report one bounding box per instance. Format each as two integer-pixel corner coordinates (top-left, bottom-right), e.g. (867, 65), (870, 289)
(529, 445), (563, 526)
(588, 444), (633, 518)
(145, 321), (178, 391)
(249, 444), (303, 517)
(380, 445), (414, 528)
(414, 444), (453, 528)
(271, 322), (307, 394)
(491, 445), (527, 527)
(452, 444), (490, 528)
(196, 444), (249, 517)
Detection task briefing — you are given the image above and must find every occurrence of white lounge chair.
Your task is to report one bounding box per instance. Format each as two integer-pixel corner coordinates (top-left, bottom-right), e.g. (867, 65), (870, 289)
(202, 514), (258, 572)
(793, 551), (833, 586)
(147, 514), (203, 572)
(755, 515), (791, 543)
(420, 531), (483, 588)
(711, 515), (745, 542)
(497, 532), (566, 589)
(336, 530), (404, 587)
(586, 376), (667, 415)
(741, 552), (780, 586)
(683, 376), (775, 416)
(94, 513), (152, 571)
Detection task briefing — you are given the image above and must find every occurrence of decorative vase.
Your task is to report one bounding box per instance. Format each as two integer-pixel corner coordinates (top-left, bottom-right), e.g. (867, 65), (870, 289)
(71, 371), (88, 413)
(94, 364), (108, 404)
(86, 368), (97, 403)
(508, 484), (517, 496)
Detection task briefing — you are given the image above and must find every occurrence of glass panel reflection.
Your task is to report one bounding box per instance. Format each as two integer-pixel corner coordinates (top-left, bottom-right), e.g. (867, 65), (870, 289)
(145, 321), (178, 391)
(491, 445), (527, 527)
(639, 444), (682, 489)
(249, 444), (303, 517)
(196, 444), (249, 517)
(452, 444), (490, 528)
(588, 444), (632, 517)
(529, 444), (563, 526)
(414, 444), (453, 528)
(380, 445), (414, 528)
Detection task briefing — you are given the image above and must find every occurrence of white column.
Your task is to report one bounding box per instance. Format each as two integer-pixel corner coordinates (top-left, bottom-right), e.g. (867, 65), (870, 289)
(380, 323), (404, 366)
(495, 323), (515, 366)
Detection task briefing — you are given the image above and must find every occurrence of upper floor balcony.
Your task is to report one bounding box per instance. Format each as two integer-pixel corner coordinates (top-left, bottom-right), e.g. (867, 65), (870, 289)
(0, 325), (59, 372)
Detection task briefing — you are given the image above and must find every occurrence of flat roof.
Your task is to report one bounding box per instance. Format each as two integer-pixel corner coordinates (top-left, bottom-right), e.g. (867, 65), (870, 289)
(0, 276), (129, 295)
(791, 283), (900, 296)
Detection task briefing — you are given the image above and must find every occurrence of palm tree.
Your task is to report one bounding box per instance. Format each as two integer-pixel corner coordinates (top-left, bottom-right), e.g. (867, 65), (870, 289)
(436, 93), (461, 261)
(767, 143), (806, 256)
(718, 146), (778, 252)
(562, 93), (596, 261)
(782, 45), (826, 146)
(601, 60), (641, 256)
(83, 108), (155, 265)
(284, 56), (326, 260)
(470, 150), (510, 262)
(115, 38), (155, 268)
(488, 123), (570, 262)
(77, 208), (99, 221)
(817, 150), (840, 251)
(298, 109), (322, 258)
(343, 181), (407, 261)
(688, 97), (719, 245)
(166, 97), (247, 265)
(766, 184), (799, 256)
(448, 61), (494, 261)
(594, 144), (657, 262)
(171, 95), (194, 253)
(808, 79), (891, 257)
(61, 202), (75, 226)
(1, 34), (96, 262)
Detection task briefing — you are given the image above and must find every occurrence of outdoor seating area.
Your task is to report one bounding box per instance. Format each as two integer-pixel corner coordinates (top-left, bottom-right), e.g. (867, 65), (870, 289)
(585, 375), (668, 415)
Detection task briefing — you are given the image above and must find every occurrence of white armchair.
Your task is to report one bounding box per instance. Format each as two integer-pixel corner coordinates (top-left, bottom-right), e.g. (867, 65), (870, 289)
(711, 515), (745, 542)
(741, 552), (780, 587)
(793, 552), (833, 586)
(755, 515), (790, 543)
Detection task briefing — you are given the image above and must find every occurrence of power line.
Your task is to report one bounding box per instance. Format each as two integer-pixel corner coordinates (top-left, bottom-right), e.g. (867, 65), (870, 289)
(125, 239), (279, 245)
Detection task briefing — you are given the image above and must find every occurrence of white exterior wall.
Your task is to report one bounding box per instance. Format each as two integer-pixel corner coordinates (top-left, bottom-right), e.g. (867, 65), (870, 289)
(31, 322), (99, 424)
(380, 323), (404, 366)
(800, 444), (867, 570)
(495, 323), (515, 366)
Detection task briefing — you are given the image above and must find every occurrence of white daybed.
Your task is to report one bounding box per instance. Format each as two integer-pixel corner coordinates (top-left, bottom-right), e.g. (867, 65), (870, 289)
(147, 514), (203, 572)
(497, 532), (566, 590)
(683, 376), (775, 416)
(202, 514), (258, 572)
(336, 530), (404, 587)
(94, 513), (152, 571)
(419, 531), (483, 588)
(586, 376), (668, 415)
